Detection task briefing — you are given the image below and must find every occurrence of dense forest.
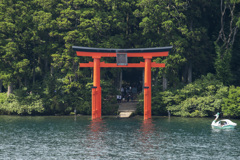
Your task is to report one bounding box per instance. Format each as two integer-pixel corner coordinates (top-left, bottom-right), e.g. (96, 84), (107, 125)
(0, 0), (240, 117)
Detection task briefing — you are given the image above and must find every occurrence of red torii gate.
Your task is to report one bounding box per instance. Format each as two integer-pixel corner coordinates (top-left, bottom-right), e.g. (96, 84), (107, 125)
(72, 46), (172, 120)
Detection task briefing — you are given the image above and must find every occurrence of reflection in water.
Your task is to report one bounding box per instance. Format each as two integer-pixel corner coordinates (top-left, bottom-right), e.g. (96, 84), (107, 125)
(86, 119), (107, 159)
(140, 119), (155, 136)
(138, 119), (155, 154)
(89, 119), (106, 134)
(168, 114), (171, 122)
(211, 128), (235, 133)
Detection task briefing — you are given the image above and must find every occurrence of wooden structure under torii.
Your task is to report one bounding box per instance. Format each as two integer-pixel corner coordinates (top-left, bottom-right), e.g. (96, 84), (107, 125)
(72, 46), (172, 120)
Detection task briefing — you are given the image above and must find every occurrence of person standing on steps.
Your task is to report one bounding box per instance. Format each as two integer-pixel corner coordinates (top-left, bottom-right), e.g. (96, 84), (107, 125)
(127, 94), (131, 102)
(119, 95), (122, 103)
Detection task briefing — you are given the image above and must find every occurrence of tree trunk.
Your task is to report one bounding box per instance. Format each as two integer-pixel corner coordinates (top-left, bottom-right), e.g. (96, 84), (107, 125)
(45, 59), (48, 73)
(163, 73), (168, 91)
(74, 62), (78, 82)
(119, 69), (122, 90)
(50, 65), (54, 76)
(33, 67), (35, 84)
(187, 60), (192, 83)
(0, 79), (2, 93)
(182, 64), (188, 83)
(24, 77), (27, 87)
(7, 83), (13, 97)
(91, 69), (93, 81)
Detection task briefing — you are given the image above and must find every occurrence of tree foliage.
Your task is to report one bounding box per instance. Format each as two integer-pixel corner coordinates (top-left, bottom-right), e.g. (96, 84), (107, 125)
(0, 0), (240, 117)
(222, 86), (240, 117)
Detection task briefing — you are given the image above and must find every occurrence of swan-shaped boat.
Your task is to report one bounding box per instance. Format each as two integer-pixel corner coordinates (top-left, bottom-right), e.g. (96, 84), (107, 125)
(211, 112), (237, 129)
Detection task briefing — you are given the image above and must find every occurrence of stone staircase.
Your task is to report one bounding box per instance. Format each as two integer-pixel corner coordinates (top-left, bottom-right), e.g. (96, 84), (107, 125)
(118, 101), (138, 118)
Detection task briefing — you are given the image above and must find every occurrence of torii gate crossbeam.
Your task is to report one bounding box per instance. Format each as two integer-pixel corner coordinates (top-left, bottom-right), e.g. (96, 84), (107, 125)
(73, 46), (172, 120)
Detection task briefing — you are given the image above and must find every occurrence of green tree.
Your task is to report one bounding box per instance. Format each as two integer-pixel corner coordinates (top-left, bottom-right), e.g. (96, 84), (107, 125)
(135, 0), (215, 91)
(222, 86), (240, 117)
(0, 0), (31, 95)
(214, 0), (240, 85)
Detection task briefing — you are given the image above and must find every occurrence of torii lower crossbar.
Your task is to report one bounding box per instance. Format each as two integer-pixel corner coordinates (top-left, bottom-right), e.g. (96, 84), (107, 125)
(79, 61), (165, 68)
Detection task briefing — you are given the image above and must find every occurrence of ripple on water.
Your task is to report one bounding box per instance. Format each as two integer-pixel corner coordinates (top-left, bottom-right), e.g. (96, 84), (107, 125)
(0, 116), (240, 159)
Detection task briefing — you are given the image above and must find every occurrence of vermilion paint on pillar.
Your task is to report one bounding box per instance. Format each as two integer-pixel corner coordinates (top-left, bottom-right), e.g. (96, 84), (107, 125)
(93, 58), (101, 119)
(144, 58), (152, 120)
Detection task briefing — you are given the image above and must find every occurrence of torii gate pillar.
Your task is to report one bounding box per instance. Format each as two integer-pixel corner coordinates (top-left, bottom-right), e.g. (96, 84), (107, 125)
(144, 58), (152, 120)
(92, 57), (101, 119)
(73, 46), (172, 120)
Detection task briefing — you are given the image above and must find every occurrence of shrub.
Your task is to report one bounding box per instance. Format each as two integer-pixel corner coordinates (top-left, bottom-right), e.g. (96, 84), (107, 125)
(167, 74), (227, 117)
(222, 86), (240, 118)
(0, 93), (44, 115)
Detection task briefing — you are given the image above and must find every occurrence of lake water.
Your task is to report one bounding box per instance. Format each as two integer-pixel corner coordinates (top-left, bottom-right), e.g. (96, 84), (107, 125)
(0, 115), (240, 160)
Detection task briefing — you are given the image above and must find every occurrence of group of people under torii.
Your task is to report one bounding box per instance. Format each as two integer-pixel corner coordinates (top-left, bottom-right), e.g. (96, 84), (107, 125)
(117, 85), (137, 103)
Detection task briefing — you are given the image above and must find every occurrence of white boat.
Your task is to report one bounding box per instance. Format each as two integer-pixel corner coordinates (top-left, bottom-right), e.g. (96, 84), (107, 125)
(211, 112), (237, 129)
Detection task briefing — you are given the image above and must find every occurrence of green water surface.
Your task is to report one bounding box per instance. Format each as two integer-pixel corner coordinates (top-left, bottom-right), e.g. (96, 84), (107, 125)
(0, 116), (239, 159)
